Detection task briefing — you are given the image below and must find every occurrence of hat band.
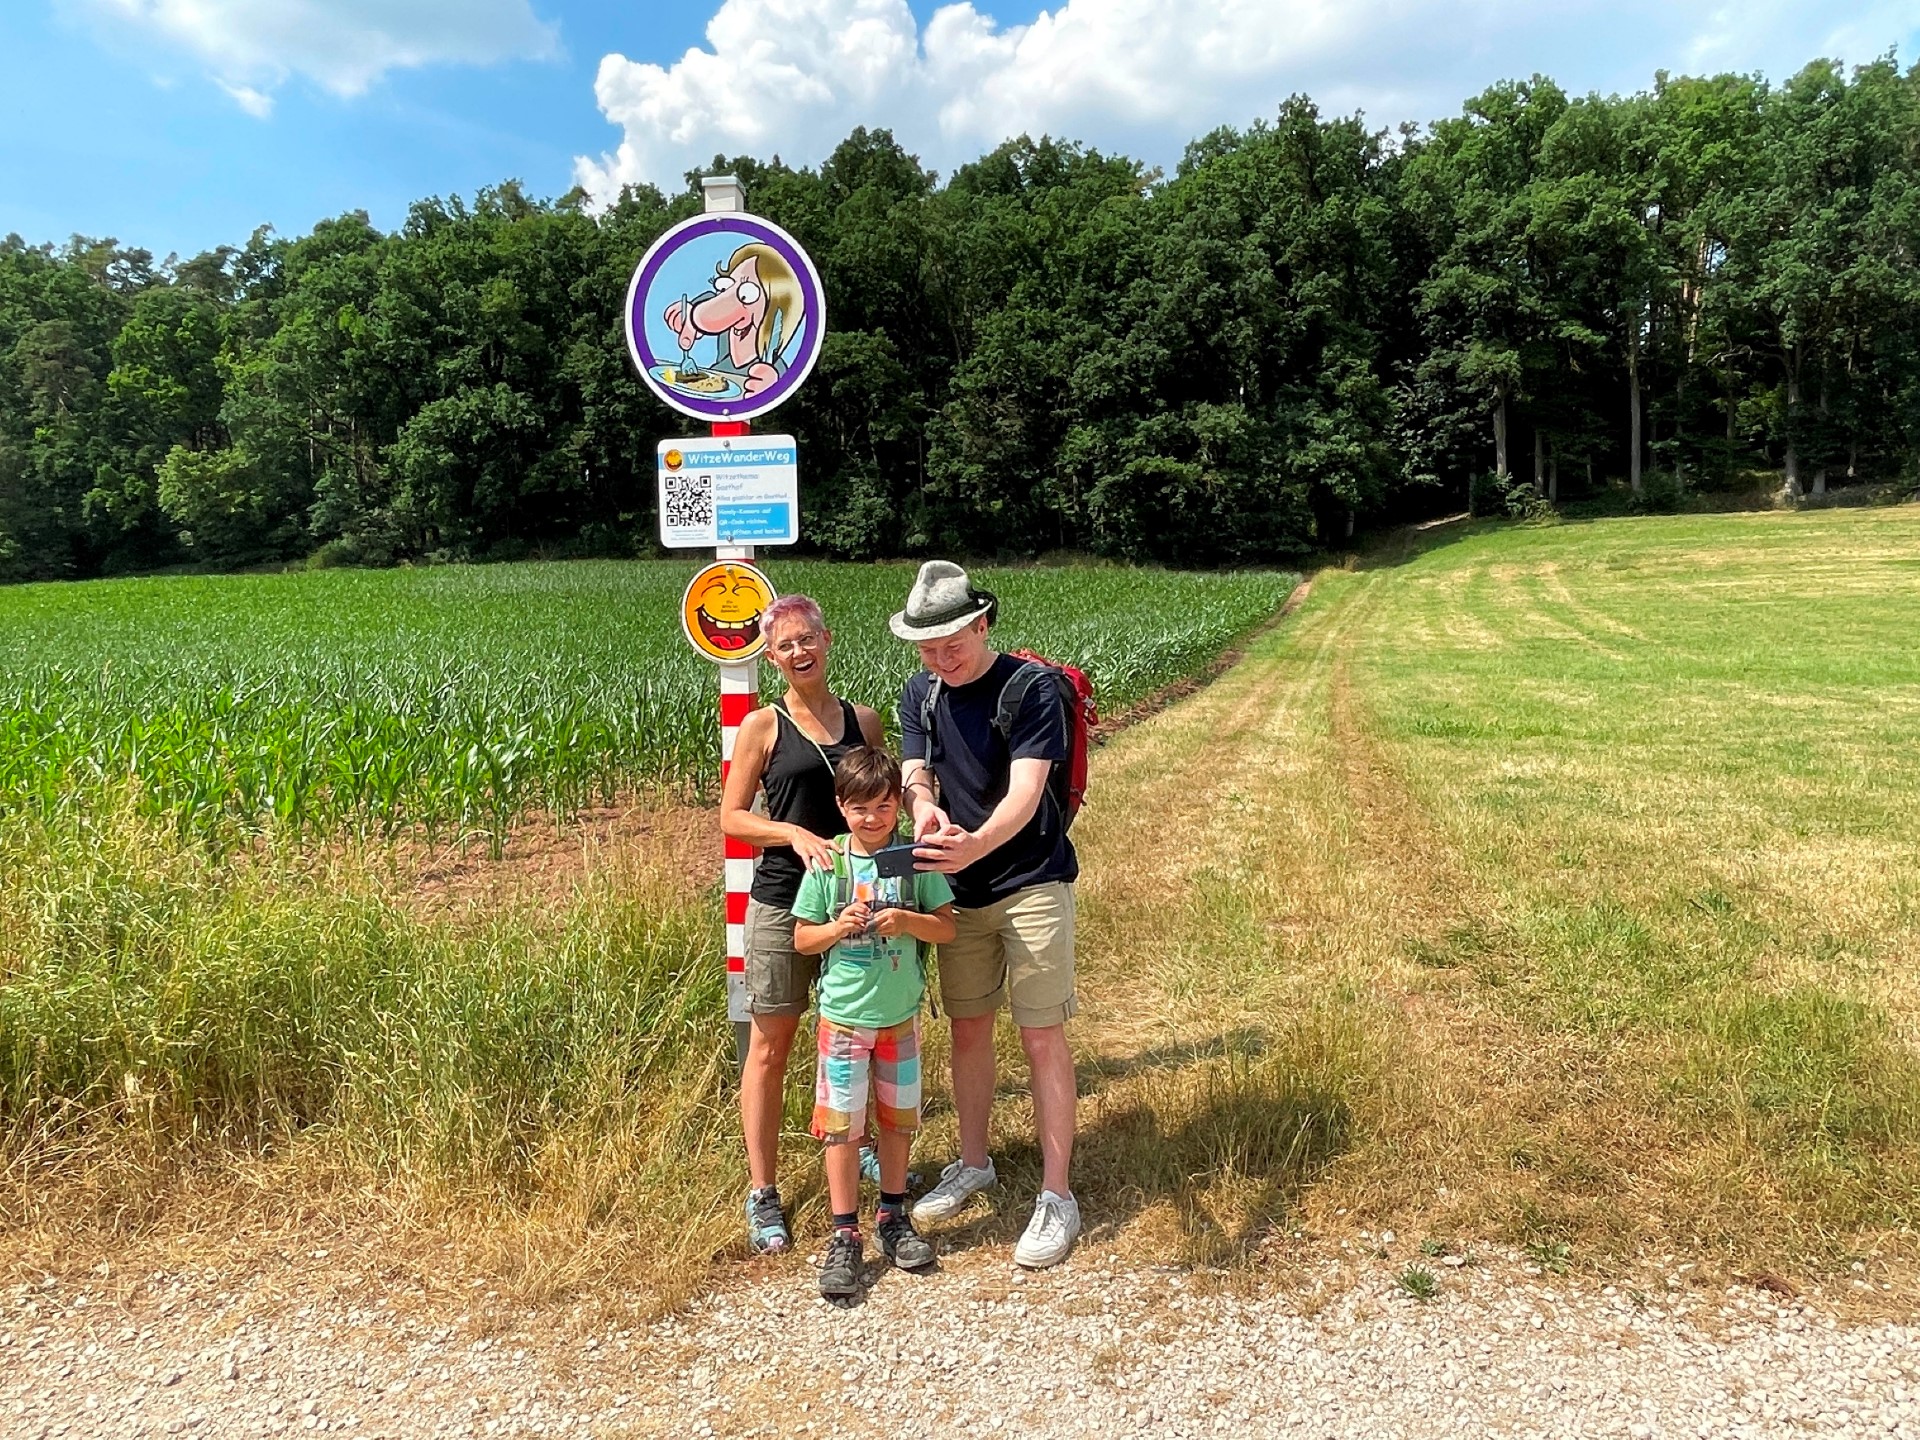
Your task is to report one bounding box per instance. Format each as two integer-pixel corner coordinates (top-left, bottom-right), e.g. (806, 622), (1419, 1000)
(907, 594), (989, 628)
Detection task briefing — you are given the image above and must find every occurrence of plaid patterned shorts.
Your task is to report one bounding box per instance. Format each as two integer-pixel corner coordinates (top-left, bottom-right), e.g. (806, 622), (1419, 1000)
(811, 1015), (921, 1145)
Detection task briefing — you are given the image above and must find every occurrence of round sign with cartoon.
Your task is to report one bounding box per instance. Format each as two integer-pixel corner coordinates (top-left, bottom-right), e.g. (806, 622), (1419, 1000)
(625, 214), (825, 422)
(681, 560), (777, 662)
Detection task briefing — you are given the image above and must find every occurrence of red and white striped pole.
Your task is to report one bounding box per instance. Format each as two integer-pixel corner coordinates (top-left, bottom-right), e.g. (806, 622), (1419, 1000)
(716, 527), (756, 1061)
(702, 174), (758, 1064)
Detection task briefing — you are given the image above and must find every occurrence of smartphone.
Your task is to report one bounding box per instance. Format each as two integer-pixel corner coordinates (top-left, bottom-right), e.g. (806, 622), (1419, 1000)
(871, 842), (919, 879)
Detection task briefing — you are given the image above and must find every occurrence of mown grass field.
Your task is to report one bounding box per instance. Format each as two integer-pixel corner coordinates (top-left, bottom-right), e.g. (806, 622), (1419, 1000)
(0, 559), (1296, 841)
(1066, 505), (1920, 1297)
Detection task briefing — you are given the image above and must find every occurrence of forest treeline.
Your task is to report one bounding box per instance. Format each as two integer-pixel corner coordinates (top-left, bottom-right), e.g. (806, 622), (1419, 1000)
(3, 55), (1918, 579)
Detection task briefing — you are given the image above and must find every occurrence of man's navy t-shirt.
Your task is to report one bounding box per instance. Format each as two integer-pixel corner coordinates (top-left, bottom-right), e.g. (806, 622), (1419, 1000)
(900, 653), (1078, 909)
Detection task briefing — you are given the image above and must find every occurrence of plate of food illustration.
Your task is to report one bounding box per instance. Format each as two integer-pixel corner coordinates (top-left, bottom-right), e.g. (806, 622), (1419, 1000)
(649, 364), (746, 401)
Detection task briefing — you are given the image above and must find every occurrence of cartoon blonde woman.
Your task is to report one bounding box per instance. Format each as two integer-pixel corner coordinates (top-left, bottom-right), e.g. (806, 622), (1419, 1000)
(663, 243), (802, 398)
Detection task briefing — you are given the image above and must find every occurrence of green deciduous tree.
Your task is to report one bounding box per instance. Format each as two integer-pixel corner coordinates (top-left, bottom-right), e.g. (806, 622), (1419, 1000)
(3, 52), (1920, 580)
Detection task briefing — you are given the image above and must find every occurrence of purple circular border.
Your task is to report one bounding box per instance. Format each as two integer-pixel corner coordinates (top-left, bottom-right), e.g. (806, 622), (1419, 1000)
(624, 213), (826, 423)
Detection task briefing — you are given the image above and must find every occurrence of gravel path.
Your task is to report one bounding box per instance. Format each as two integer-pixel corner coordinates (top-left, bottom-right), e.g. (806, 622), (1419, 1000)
(5, 1235), (1914, 1439)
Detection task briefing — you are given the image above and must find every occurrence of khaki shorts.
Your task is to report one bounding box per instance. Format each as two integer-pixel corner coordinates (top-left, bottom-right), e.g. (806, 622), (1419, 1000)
(937, 882), (1077, 1029)
(744, 899), (820, 1018)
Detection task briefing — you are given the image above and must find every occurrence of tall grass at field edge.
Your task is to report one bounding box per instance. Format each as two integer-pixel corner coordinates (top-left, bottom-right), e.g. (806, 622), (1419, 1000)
(0, 800), (747, 1300)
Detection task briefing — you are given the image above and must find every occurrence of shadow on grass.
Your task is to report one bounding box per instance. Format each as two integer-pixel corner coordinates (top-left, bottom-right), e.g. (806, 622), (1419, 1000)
(1075, 1027), (1270, 1092)
(1350, 513), (1482, 572)
(922, 1041), (1354, 1269)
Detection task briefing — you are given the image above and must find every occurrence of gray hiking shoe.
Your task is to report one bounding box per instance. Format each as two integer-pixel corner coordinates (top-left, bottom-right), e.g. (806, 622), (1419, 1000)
(819, 1229), (863, 1298)
(910, 1157), (998, 1224)
(877, 1210), (936, 1270)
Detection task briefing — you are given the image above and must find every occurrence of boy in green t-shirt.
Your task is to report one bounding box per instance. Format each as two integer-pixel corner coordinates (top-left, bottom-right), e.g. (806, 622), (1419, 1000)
(792, 746), (957, 1299)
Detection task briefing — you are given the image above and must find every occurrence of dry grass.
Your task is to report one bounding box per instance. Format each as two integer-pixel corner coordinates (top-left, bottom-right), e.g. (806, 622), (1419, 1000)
(0, 803), (757, 1316)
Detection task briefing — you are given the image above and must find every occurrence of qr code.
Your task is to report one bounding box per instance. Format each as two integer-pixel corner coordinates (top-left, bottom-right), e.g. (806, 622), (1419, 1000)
(663, 471), (713, 529)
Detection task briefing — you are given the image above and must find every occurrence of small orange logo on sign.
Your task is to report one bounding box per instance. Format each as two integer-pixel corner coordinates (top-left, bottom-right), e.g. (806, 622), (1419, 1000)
(664, 449), (683, 470)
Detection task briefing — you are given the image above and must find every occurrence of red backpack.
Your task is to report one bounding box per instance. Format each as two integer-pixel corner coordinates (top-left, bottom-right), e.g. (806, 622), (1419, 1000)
(920, 650), (1098, 828)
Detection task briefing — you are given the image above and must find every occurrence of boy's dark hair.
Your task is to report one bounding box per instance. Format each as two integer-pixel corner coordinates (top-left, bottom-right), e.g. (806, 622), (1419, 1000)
(835, 746), (901, 804)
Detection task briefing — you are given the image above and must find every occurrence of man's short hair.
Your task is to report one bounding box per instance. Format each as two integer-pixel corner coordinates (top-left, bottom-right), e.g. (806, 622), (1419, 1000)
(835, 746), (901, 804)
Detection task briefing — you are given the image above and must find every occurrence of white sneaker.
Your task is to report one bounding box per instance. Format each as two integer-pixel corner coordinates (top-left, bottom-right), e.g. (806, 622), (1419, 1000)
(910, 1157), (998, 1223)
(1013, 1190), (1081, 1268)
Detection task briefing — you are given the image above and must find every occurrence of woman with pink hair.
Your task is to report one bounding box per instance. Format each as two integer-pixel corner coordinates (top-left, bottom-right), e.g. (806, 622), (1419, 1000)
(720, 593), (885, 1254)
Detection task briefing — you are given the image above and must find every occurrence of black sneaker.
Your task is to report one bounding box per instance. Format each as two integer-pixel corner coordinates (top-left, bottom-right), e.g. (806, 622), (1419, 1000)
(876, 1209), (936, 1270)
(819, 1229), (863, 1298)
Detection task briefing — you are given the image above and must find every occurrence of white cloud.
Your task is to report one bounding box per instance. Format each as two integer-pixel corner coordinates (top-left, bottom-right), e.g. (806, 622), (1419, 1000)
(219, 82), (275, 119)
(79, 0), (559, 113)
(576, 0), (1920, 201)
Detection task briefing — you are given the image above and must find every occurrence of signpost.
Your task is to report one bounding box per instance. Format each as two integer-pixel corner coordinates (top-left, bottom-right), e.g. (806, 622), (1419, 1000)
(679, 559), (776, 663)
(657, 436), (801, 549)
(627, 176), (824, 1058)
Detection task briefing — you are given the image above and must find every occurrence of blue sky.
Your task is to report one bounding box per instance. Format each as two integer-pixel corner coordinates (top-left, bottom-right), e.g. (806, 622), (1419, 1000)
(3, 0), (1916, 263)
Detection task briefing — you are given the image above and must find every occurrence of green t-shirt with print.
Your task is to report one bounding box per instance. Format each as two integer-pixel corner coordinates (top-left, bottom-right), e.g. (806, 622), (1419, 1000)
(791, 841), (955, 1029)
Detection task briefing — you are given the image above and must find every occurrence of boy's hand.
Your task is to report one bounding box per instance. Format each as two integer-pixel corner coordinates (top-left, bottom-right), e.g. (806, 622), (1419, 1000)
(870, 907), (912, 938)
(836, 902), (872, 939)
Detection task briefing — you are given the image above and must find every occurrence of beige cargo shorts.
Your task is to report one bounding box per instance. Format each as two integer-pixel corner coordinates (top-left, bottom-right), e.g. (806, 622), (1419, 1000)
(936, 882), (1076, 1028)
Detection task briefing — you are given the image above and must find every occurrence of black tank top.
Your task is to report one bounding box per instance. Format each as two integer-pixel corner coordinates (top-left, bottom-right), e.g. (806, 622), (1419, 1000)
(750, 696), (863, 906)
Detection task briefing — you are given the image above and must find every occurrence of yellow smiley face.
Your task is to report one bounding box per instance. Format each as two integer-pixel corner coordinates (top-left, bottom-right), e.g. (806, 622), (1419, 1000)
(664, 448), (683, 469)
(681, 561), (777, 662)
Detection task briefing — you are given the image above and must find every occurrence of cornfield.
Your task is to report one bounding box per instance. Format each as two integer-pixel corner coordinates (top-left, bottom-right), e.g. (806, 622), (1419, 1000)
(0, 559), (1296, 842)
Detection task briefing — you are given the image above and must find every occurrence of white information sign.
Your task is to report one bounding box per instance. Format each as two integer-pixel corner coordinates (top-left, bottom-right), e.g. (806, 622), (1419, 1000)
(656, 435), (800, 549)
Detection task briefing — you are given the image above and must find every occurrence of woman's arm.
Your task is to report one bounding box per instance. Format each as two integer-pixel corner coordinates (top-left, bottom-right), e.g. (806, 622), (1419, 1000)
(854, 703), (886, 750)
(718, 708), (835, 868)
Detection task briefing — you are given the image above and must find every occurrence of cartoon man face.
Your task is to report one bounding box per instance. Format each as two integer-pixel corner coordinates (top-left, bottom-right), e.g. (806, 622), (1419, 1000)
(661, 243), (797, 398)
(691, 255), (768, 367)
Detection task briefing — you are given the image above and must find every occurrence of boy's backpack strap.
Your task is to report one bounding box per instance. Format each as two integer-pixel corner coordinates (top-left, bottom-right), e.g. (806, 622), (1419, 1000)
(992, 660), (1049, 740)
(830, 837), (852, 916)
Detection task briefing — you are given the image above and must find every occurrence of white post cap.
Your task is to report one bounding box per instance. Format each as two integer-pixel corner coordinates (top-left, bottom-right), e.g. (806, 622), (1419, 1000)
(701, 175), (745, 213)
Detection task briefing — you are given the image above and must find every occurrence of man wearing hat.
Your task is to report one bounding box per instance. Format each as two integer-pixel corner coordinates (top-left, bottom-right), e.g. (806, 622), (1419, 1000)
(891, 561), (1081, 1268)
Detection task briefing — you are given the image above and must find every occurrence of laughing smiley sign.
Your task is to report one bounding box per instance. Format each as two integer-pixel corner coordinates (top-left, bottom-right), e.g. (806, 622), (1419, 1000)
(681, 560), (777, 663)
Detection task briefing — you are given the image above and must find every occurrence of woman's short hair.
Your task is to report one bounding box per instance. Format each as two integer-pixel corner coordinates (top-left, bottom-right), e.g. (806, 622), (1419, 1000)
(761, 593), (825, 638)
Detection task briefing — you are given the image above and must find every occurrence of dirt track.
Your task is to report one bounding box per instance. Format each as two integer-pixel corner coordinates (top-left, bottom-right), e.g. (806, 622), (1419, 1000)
(5, 1238), (1915, 1438)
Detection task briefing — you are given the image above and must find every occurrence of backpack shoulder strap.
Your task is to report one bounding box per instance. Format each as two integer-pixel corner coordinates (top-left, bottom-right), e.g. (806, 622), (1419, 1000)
(918, 673), (943, 738)
(993, 660), (1050, 740)
(830, 837), (852, 915)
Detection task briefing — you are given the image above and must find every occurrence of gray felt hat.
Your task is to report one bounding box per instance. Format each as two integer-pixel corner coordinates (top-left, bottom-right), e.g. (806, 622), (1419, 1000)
(889, 560), (997, 641)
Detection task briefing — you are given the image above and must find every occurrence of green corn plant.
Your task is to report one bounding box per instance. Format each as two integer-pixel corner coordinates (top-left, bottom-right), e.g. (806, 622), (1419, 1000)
(0, 560), (1297, 844)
